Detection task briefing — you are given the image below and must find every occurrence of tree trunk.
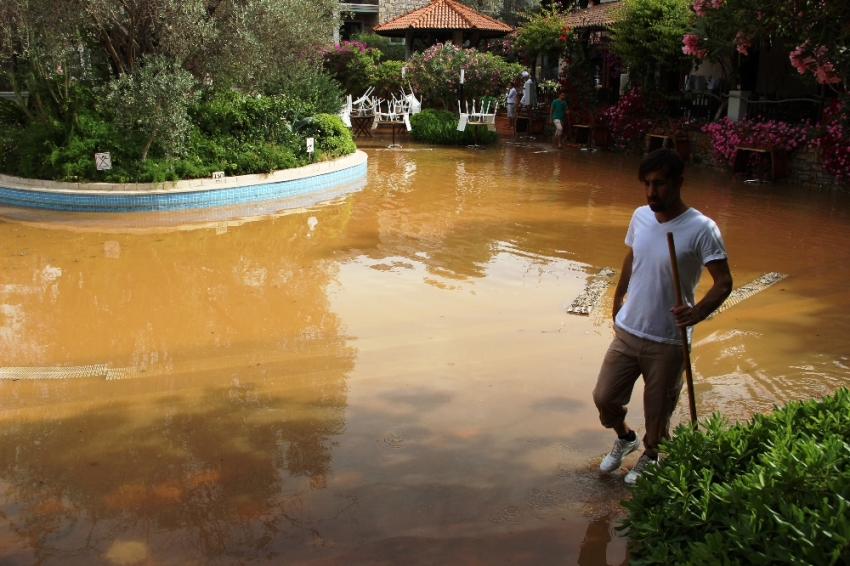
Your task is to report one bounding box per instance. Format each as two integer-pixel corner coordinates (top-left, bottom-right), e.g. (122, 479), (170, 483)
(141, 126), (158, 162)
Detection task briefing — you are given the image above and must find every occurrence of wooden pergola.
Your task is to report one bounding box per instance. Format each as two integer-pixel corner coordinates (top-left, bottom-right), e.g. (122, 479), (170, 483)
(373, 0), (512, 60)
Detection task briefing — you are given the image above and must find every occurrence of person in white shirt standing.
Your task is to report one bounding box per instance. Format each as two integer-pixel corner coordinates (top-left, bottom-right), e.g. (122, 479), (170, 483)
(506, 81), (518, 127)
(593, 149), (733, 485)
(519, 70), (534, 108)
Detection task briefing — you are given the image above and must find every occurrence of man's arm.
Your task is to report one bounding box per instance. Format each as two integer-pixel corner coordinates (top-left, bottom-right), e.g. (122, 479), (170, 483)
(670, 258), (733, 327)
(612, 248), (634, 320)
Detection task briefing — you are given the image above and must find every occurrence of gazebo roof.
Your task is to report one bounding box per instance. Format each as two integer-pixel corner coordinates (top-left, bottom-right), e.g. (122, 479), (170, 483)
(373, 0), (513, 37)
(563, 1), (619, 30)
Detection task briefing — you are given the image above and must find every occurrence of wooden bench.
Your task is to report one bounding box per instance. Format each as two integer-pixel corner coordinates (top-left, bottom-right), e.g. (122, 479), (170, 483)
(732, 146), (788, 183)
(646, 132), (690, 160)
(572, 113), (609, 151)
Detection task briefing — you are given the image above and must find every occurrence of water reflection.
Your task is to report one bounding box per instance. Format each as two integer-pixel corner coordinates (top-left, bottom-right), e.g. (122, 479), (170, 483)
(0, 208), (355, 563)
(577, 514), (629, 566)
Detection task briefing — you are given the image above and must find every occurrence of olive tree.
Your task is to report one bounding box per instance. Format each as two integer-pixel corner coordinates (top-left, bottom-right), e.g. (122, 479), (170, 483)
(0, 0), (339, 89)
(103, 55), (195, 161)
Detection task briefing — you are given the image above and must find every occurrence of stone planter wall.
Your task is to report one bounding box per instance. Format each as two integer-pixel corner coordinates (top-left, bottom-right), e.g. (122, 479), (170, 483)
(688, 130), (846, 191)
(0, 150), (368, 212)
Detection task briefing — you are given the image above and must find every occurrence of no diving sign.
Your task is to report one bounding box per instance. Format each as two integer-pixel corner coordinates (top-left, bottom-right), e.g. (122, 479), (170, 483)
(95, 152), (112, 170)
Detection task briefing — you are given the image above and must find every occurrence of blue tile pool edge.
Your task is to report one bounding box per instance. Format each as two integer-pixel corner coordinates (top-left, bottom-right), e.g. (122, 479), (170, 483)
(0, 152), (368, 213)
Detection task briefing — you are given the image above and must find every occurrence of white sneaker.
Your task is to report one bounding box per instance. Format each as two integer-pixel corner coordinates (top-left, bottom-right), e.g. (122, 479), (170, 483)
(599, 435), (640, 473)
(624, 454), (657, 485)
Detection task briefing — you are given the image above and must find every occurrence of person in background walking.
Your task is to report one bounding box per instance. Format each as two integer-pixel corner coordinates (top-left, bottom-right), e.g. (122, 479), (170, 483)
(550, 91), (568, 149)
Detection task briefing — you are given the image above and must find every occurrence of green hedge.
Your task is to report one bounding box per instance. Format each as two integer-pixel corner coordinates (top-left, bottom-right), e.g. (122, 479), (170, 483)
(621, 387), (850, 565)
(0, 91), (355, 183)
(409, 109), (498, 146)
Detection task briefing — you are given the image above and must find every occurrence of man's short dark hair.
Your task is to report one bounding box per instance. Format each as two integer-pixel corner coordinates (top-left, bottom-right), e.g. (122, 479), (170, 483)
(639, 149), (685, 181)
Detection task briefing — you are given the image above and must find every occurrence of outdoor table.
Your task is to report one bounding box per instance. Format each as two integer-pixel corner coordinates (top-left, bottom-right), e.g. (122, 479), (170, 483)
(572, 124), (594, 149)
(373, 121), (408, 148)
(351, 116), (373, 138)
(461, 114), (496, 149)
(732, 146), (788, 183)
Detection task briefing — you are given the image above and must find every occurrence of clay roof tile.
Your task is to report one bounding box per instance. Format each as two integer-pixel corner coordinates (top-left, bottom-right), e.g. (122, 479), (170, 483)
(563, 2), (619, 30)
(374, 0), (513, 33)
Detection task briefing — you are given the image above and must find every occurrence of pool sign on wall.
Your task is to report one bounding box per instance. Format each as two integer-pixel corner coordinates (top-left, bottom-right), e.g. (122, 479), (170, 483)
(95, 152), (112, 170)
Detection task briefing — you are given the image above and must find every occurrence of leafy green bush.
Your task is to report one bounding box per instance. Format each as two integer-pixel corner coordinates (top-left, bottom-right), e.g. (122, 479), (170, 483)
(263, 72), (345, 116)
(621, 387), (850, 566)
(0, 90), (355, 182)
(300, 113), (357, 160)
(373, 60), (406, 100)
(609, 0), (693, 86)
(351, 32), (406, 61)
(409, 109), (498, 146)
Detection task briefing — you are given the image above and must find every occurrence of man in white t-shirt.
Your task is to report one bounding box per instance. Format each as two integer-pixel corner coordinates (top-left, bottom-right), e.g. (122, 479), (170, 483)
(593, 149), (733, 485)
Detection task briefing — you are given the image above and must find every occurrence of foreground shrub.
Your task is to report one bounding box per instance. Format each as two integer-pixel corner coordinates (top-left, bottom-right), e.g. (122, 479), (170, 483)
(621, 387), (850, 565)
(409, 109), (498, 146)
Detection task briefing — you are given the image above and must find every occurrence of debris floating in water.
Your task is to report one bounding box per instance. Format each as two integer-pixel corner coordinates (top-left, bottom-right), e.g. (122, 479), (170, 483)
(105, 367), (139, 380)
(707, 272), (789, 319)
(0, 364), (108, 380)
(0, 364), (138, 381)
(566, 268), (616, 315)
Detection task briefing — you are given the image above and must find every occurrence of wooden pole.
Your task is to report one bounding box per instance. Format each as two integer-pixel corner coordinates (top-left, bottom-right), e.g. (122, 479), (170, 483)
(666, 232), (698, 428)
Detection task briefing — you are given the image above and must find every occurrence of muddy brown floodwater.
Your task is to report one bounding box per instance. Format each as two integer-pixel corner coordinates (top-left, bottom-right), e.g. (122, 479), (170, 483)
(1, 139), (850, 565)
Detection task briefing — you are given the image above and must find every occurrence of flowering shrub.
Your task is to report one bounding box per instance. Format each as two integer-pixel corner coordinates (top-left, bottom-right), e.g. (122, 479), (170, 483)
(789, 40), (842, 85)
(322, 41), (382, 96)
(405, 43), (523, 110)
(701, 117), (809, 167)
(699, 100), (850, 182)
(604, 88), (664, 151)
(683, 0), (847, 89)
(809, 97), (850, 179)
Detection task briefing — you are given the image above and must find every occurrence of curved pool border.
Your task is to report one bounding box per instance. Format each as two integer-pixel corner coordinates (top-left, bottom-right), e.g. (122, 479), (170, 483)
(0, 150), (367, 213)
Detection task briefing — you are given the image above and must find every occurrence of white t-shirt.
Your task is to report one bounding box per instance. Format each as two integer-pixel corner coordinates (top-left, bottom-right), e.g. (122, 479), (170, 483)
(615, 206), (727, 345)
(507, 87), (517, 104)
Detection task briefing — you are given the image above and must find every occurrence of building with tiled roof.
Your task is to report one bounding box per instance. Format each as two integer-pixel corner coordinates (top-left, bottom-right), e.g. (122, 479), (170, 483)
(373, 0), (512, 58)
(563, 1), (619, 31)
